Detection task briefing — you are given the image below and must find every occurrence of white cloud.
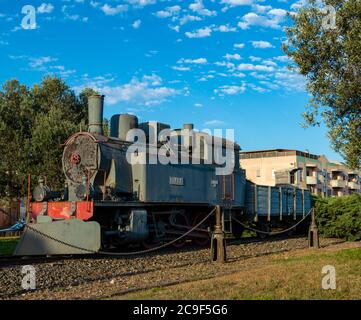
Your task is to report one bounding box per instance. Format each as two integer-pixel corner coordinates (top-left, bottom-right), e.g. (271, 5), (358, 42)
(199, 74), (214, 81)
(189, 0), (217, 17)
(262, 59), (277, 67)
(169, 25), (180, 32)
(231, 72), (246, 78)
(37, 3), (54, 14)
(179, 15), (202, 25)
(79, 74), (178, 106)
(248, 83), (269, 93)
(268, 8), (288, 18)
(132, 19), (142, 29)
(185, 26), (212, 38)
(220, 0), (253, 9)
(101, 4), (128, 15)
(215, 61), (236, 70)
(252, 4), (272, 14)
(224, 53), (241, 60)
(291, 0), (306, 10)
(194, 103), (203, 107)
(274, 55), (291, 62)
(9, 55), (79, 77)
(250, 72), (268, 80)
(29, 56), (58, 69)
(249, 56), (261, 62)
(273, 68), (306, 92)
(204, 120), (225, 126)
(217, 24), (237, 32)
(126, 0), (156, 7)
(251, 40), (275, 49)
(214, 83), (246, 95)
(238, 63), (274, 72)
(178, 57), (207, 64)
(238, 8), (288, 30)
(67, 14), (80, 21)
(234, 43), (245, 49)
(221, 0), (255, 12)
(155, 10), (171, 18)
(172, 66), (191, 71)
(155, 5), (181, 18)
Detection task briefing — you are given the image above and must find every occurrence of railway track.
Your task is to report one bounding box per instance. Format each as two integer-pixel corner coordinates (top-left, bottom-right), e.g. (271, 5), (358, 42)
(0, 234), (303, 268)
(0, 236), (345, 300)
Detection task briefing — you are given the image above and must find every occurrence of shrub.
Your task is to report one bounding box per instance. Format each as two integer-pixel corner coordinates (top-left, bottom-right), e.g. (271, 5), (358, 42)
(314, 194), (361, 241)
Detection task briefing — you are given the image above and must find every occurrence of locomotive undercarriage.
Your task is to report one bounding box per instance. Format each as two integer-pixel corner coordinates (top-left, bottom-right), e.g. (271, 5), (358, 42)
(92, 204), (244, 250)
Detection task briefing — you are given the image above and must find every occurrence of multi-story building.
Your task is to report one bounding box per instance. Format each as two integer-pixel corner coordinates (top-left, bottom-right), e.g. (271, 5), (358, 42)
(239, 149), (360, 197)
(348, 171), (361, 194)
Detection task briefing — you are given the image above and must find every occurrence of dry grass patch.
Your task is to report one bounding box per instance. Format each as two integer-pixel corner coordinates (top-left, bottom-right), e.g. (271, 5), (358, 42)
(114, 244), (361, 300)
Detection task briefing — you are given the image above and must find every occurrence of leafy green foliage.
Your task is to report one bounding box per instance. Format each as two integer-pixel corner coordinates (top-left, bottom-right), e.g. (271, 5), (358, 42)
(314, 194), (361, 241)
(0, 238), (19, 256)
(0, 77), (103, 199)
(284, 0), (361, 169)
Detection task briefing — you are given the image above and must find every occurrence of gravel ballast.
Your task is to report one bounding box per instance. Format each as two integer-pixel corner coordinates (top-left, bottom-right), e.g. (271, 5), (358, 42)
(0, 237), (344, 300)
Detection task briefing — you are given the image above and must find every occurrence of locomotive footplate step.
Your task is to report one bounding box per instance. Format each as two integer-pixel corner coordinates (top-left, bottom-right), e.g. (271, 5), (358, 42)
(14, 219), (101, 256)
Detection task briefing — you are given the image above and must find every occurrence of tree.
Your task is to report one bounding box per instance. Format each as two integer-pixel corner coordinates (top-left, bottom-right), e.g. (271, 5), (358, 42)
(0, 76), (99, 199)
(29, 79), (98, 191)
(0, 80), (33, 199)
(284, 0), (361, 169)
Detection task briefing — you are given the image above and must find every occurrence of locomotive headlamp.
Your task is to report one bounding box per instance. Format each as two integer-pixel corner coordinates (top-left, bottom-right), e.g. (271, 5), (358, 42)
(75, 176), (94, 200)
(33, 176), (50, 202)
(33, 176), (61, 202)
(75, 184), (87, 200)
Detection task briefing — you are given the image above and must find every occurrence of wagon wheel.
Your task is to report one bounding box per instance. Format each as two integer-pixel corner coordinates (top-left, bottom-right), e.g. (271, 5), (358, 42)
(256, 222), (270, 239)
(192, 213), (210, 246)
(171, 213), (189, 248)
(142, 218), (166, 249)
(141, 238), (162, 250)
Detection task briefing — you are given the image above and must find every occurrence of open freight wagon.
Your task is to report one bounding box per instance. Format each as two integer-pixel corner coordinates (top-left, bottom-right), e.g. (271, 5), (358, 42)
(244, 180), (312, 224)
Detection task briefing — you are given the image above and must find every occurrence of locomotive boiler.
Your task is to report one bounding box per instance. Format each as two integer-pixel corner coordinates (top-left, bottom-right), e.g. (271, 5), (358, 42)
(15, 95), (312, 256)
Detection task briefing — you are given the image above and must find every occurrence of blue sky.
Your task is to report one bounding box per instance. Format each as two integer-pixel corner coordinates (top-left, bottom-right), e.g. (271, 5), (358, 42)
(0, 0), (343, 161)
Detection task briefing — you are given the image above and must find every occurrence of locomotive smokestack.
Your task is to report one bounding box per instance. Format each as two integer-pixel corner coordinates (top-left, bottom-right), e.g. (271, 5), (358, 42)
(88, 94), (104, 135)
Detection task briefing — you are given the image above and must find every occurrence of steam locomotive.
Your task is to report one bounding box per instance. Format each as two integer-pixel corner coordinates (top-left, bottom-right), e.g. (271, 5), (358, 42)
(15, 95), (312, 255)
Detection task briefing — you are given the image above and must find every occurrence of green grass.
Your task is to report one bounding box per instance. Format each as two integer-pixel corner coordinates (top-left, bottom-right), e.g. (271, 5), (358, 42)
(0, 237), (19, 255)
(275, 247), (361, 264)
(112, 246), (361, 300)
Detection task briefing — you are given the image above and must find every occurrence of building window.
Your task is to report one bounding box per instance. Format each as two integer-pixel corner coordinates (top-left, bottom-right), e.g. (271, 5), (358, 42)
(299, 169), (303, 182)
(290, 172), (295, 184)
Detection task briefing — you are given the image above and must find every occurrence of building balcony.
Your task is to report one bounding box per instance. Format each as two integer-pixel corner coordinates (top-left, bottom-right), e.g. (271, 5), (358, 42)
(306, 176), (318, 185)
(348, 181), (361, 190)
(331, 180), (346, 188)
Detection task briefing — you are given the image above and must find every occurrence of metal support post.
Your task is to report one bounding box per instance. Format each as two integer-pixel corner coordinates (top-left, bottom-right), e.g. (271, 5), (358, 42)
(211, 205), (227, 263)
(308, 208), (319, 248)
